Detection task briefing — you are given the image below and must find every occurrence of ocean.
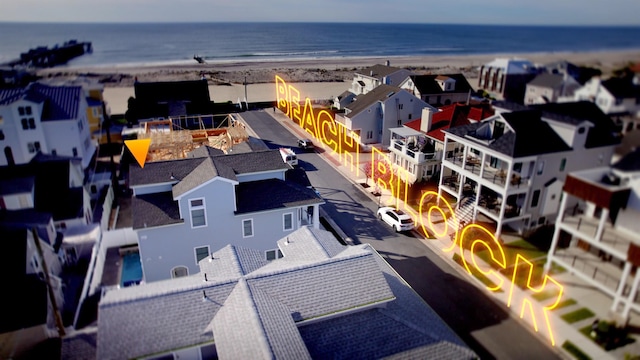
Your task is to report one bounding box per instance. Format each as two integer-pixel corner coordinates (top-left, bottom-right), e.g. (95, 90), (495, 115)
(1, 22), (640, 68)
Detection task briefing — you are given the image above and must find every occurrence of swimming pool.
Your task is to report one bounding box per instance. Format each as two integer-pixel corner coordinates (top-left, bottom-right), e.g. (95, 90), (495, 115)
(120, 252), (143, 287)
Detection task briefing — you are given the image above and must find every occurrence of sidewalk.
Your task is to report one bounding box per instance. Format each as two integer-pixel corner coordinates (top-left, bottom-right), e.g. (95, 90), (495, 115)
(258, 108), (637, 360)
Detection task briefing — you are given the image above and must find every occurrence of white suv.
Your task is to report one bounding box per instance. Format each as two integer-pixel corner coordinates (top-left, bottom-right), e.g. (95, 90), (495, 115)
(376, 207), (414, 232)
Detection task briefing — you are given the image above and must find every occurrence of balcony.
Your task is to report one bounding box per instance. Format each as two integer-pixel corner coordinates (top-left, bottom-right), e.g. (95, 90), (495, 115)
(390, 139), (438, 163)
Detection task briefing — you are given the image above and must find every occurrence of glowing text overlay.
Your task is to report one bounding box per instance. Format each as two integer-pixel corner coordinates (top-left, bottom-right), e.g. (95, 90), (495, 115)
(275, 78), (563, 345)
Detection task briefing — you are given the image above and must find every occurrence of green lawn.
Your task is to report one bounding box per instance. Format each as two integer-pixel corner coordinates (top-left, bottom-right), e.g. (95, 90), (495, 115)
(562, 340), (592, 360)
(561, 308), (595, 324)
(579, 323), (636, 351)
(452, 253), (503, 292)
(469, 239), (566, 290)
(553, 298), (578, 311)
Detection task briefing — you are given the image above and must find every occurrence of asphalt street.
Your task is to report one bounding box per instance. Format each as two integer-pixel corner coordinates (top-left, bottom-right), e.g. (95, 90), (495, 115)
(239, 109), (562, 360)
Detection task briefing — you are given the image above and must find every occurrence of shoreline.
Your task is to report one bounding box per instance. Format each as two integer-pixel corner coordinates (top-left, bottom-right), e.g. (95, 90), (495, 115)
(39, 49), (640, 86)
(45, 49), (639, 115)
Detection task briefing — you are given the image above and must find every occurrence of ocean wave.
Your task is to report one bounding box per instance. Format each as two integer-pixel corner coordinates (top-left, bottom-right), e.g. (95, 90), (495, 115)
(200, 50), (341, 60)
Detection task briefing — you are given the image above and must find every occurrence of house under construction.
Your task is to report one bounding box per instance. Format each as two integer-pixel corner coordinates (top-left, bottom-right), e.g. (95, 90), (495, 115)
(138, 114), (249, 162)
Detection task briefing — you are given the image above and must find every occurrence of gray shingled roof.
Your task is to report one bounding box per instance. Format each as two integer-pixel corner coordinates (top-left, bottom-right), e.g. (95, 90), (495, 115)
(212, 150), (290, 175)
(235, 178), (323, 214)
(0, 176), (35, 196)
(212, 279), (311, 360)
(97, 228), (474, 359)
(187, 145), (225, 158)
(527, 73), (565, 88)
(613, 148), (640, 172)
(357, 64), (405, 79)
(0, 83), (81, 120)
(409, 74), (473, 95)
(130, 150), (287, 189)
(345, 84), (403, 118)
(445, 111), (571, 157)
(531, 101), (622, 148)
(172, 157), (221, 198)
(131, 192), (182, 229)
(129, 157), (205, 187)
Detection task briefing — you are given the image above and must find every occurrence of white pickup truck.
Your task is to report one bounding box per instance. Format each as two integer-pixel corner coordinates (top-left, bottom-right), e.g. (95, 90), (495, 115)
(279, 148), (298, 167)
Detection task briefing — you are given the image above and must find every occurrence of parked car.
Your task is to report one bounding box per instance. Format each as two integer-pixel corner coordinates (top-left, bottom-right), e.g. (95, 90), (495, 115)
(279, 148), (298, 167)
(298, 138), (314, 151)
(376, 207), (414, 232)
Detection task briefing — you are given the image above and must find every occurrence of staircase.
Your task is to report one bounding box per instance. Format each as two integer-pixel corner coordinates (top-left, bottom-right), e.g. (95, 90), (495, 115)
(445, 196), (475, 238)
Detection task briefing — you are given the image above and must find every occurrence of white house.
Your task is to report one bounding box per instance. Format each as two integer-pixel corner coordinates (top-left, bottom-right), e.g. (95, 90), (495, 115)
(524, 73), (581, 105)
(129, 149), (324, 282)
(573, 76), (640, 134)
(439, 101), (621, 239)
(388, 103), (494, 184)
(545, 149), (640, 324)
(0, 154), (95, 231)
(335, 84), (433, 147)
(96, 226), (476, 360)
(399, 74), (474, 107)
(478, 58), (540, 103)
(0, 83), (96, 169)
(0, 217), (65, 359)
(350, 63), (413, 95)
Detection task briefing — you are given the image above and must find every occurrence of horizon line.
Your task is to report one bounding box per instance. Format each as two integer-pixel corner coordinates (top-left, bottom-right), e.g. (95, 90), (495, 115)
(1, 20), (640, 28)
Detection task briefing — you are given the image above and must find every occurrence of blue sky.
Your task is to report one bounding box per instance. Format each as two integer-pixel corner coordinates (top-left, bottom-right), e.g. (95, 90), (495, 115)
(2, 0), (640, 26)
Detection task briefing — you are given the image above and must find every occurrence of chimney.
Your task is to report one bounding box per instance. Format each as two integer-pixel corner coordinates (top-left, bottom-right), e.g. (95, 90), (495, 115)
(370, 70), (374, 77)
(420, 107), (434, 133)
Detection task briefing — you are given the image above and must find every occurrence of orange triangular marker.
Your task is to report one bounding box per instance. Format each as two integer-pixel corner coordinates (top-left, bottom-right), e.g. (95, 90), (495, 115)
(125, 139), (151, 168)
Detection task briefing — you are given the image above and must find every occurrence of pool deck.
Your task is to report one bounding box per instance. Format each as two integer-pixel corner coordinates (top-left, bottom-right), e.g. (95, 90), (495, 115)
(101, 247), (122, 288)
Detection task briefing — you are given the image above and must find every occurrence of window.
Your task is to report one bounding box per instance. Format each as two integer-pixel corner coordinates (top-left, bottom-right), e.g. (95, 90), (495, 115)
(578, 127), (585, 134)
(21, 119), (28, 130)
(283, 213), (293, 231)
(171, 266), (188, 278)
(242, 219), (253, 238)
(72, 147), (78, 157)
(0, 130), (4, 141)
(398, 104), (403, 110)
(531, 190), (540, 208)
(194, 246), (210, 264)
(366, 130), (373, 139)
(537, 161), (544, 175)
(189, 198), (207, 228)
(266, 249), (284, 261)
(34, 141), (40, 152)
(408, 113), (412, 120)
(559, 158), (566, 172)
(18, 107), (25, 116)
(28, 142), (36, 153)
(78, 119), (84, 131)
(25, 106), (32, 115)
(29, 118), (35, 129)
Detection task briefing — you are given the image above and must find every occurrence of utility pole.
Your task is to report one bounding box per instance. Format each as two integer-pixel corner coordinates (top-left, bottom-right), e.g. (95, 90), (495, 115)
(31, 228), (65, 337)
(244, 76), (248, 111)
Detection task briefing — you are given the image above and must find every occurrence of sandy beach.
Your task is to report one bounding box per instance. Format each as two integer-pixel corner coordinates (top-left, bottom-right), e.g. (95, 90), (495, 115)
(39, 49), (640, 115)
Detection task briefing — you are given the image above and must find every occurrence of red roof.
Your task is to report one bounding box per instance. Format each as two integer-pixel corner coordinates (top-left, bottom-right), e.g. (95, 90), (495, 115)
(402, 102), (494, 142)
(428, 103), (494, 142)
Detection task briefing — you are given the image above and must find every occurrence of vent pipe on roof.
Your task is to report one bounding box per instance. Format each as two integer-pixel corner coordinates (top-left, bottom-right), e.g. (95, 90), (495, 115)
(285, 237), (290, 245)
(204, 273), (208, 282)
(385, 60), (390, 66)
(209, 253), (214, 262)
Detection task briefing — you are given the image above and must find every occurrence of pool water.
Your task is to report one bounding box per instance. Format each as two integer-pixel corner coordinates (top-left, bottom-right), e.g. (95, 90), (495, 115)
(120, 252), (143, 287)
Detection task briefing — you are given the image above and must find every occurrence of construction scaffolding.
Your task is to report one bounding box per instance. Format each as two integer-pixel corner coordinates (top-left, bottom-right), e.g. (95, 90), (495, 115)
(137, 114), (249, 162)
